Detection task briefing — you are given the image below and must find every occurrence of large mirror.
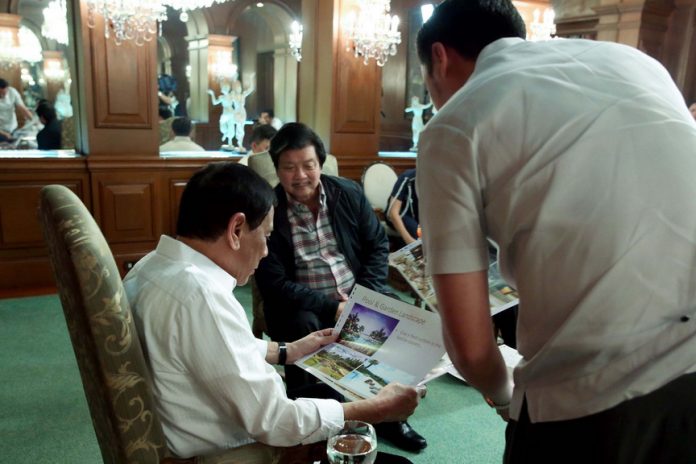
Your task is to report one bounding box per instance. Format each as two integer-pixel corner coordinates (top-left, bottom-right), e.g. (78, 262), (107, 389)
(0, 0), (77, 153)
(380, 1), (435, 155)
(157, 0), (300, 153)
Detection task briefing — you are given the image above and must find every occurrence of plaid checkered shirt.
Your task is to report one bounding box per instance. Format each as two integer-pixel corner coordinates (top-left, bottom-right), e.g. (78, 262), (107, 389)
(287, 183), (355, 300)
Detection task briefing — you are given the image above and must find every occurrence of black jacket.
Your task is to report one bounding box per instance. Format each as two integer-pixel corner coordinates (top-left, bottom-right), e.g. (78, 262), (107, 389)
(256, 175), (390, 338)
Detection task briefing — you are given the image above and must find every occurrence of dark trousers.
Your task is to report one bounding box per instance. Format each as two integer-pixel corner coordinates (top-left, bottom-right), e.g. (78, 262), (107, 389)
(268, 309), (336, 393)
(504, 372), (696, 464)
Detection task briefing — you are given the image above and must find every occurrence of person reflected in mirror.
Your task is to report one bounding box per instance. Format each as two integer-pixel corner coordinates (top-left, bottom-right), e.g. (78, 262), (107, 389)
(255, 123), (429, 453)
(35, 101), (62, 150)
(385, 168), (419, 247)
(160, 117), (205, 152)
(250, 124), (277, 155)
(259, 108), (283, 130)
(404, 96), (432, 151)
(0, 78), (33, 143)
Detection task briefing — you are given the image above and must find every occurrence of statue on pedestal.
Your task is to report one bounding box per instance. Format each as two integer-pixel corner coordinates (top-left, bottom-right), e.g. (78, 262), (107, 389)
(207, 83), (236, 148)
(404, 96), (432, 151)
(208, 76), (255, 151)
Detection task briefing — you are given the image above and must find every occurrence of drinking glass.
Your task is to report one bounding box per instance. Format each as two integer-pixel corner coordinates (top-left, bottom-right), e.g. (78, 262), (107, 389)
(326, 420), (378, 464)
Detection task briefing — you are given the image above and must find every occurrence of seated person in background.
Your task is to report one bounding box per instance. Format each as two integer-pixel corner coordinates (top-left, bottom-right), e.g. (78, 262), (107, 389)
(158, 107), (174, 145)
(255, 123), (428, 452)
(35, 101), (62, 150)
(123, 162), (419, 460)
(246, 124), (280, 183)
(250, 123), (277, 154)
(0, 78), (33, 143)
(386, 168), (419, 246)
(159, 117), (205, 152)
(259, 108), (283, 130)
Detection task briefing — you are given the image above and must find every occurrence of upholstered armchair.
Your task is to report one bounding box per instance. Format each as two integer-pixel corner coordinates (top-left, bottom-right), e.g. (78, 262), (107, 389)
(38, 185), (324, 464)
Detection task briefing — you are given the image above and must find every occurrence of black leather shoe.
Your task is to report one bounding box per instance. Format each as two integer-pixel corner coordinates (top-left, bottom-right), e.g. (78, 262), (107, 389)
(375, 421), (427, 452)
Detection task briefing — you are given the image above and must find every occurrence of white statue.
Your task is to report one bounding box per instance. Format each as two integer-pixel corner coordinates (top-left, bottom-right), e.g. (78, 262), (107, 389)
(54, 80), (73, 120)
(208, 77), (255, 150)
(404, 96), (432, 151)
(207, 83), (236, 147)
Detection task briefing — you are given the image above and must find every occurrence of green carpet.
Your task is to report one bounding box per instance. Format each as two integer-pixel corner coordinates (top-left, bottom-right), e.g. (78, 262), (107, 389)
(0, 287), (506, 463)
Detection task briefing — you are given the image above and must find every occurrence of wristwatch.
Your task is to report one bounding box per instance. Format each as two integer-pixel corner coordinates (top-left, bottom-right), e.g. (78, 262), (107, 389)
(278, 341), (287, 366)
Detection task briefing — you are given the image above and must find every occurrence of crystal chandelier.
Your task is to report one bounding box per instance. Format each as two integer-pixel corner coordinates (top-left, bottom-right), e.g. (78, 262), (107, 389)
(0, 26), (42, 69)
(0, 29), (21, 68)
(288, 20), (303, 62)
(42, 0), (69, 45)
(85, 0), (230, 46)
(210, 50), (238, 83)
(527, 8), (556, 42)
(343, 0), (401, 67)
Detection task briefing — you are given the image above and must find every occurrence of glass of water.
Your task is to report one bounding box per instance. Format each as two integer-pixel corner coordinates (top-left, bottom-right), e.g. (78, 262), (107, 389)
(326, 420), (377, 464)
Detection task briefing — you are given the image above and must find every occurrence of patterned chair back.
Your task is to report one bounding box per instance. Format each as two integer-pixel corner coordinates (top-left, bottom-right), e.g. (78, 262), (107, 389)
(38, 185), (168, 464)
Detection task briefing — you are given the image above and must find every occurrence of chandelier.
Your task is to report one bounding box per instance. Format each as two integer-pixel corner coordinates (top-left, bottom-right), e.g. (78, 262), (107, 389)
(288, 20), (303, 62)
(0, 26), (42, 69)
(85, 0), (230, 46)
(0, 29), (21, 68)
(210, 50), (238, 83)
(527, 8), (556, 42)
(42, 0), (69, 45)
(343, 0), (401, 67)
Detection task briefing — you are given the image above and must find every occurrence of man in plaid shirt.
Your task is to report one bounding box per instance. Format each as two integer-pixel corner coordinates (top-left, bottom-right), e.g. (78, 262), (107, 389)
(255, 123), (427, 452)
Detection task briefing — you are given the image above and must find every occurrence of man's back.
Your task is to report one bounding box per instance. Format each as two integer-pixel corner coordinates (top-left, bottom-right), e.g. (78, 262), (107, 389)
(420, 37), (696, 422)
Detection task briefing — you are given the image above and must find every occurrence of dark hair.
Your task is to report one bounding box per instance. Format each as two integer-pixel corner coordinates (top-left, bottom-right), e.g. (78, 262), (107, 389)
(269, 122), (327, 169)
(176, 162), (277, 240)
(159, 106), (173, 120)
(36, 101), (57, 123)
(261, 108), (275, 118)
(251, 124), (277, 145)
(171, 117), (193, 136)
(0, 78), (7, 89)
(417, 0), (526, 74)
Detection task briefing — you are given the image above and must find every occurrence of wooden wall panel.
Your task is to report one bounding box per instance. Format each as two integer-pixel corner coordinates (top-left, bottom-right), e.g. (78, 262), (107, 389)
(0, 157), (89, 292)
(93, 175), (159, 243)
(330, 0), (382, 158)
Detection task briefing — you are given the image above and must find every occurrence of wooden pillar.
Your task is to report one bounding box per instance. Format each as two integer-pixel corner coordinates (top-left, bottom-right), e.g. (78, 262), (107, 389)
(298, 0), (383, 178)
(73, 0), (159, 157)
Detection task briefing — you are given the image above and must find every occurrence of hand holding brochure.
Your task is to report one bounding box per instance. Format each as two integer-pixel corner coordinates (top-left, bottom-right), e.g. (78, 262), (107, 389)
(294, 285), (446, 400)
(388, 239), (519, 316)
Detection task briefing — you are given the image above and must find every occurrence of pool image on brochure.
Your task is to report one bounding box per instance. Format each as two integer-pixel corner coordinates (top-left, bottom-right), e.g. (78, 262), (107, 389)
(340, 359), (416, 397)
(337, 303), (400, 357)
(301, 344), (371, 381)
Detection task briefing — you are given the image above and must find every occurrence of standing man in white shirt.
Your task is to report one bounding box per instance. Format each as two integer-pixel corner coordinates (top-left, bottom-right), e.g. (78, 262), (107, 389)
(415, 1), (696, 463)
(0, 78), (33, 142)
(123, 162), (419, 460)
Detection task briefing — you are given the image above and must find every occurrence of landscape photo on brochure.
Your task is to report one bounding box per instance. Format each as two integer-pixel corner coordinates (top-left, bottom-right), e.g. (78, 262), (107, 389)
(295, 285), (446, 400)
(388, 239), (519, 316)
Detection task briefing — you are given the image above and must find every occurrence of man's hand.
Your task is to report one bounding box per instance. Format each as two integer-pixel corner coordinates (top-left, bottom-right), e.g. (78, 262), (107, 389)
(372, 383), (420, 423)
(286, 328), (337, 364)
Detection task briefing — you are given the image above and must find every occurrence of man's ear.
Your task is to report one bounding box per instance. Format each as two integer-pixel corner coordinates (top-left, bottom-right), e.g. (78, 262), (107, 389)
(431, 42), (449, 80)
(226, 212), (246, 251)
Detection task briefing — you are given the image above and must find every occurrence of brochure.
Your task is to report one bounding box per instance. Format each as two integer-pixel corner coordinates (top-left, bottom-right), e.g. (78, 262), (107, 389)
(294, 285), (446, 401)
(388, 239), (519, 316)
(419, 345), (523, 385)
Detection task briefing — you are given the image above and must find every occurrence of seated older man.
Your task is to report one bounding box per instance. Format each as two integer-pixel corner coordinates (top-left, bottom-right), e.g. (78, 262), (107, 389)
(124, 162), (420, 460)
